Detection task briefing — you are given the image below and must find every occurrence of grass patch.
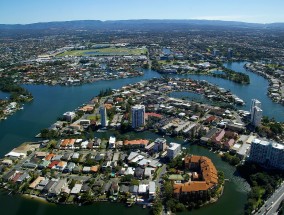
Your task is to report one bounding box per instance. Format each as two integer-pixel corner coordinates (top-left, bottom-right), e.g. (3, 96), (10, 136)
(87, 115), (99, 121)
(67, 195), (75, 202)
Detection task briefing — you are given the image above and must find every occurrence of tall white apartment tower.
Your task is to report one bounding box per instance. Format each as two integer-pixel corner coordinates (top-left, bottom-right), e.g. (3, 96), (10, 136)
(250, 99), (262, 127)
(250, 99), (261, 113)
(131, 105), (145, 128)
(100, 106), (107, 127)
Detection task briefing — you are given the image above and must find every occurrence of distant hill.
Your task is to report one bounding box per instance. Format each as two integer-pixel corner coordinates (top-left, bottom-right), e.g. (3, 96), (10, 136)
(0, 19), (283, 30)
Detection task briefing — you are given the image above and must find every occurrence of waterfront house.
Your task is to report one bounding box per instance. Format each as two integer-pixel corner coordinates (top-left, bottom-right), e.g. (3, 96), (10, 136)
(71, 183), (83, 195)
(120, 185), (130, 194)
(93, 138), (102, 148)
(37, 179), (49, 191)
(11, 172), (23, 183)
(43, 180), (57, 193)
(63, 111), (76, 122)
(138, 184), (148, 195)
(124, 139), (149, 148)
(129, 185), (138, 195)
(81, 183), (91, 193)
(50, 179), (67, 196)
(2, 159), (13, 166)
(110, 181), (120, 196)
(103, 182), (112, 194)
(148, 181), (156, 197)
(5, 151), (26, 160)
(17, 172), (30, 184)
(109, 136), (116, 149)
(29, 176), (45, 189)
(2, 170), (16, 182)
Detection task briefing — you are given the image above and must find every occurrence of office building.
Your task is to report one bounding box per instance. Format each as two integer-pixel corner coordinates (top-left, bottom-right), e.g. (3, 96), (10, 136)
(131, 105), (145, 128)
(63, 112), (76, 122)
(153, 138), (167, 152)
(250, 99), (262, 127)
(212, 49), (220, 57)
(249, 138), (284, 170)
(250, 99), (261, 113)
(100, 106), (107, 127)
(251, 106), (263, 127)
(167, 142), (181, 160)
(227, 48), (233, 59)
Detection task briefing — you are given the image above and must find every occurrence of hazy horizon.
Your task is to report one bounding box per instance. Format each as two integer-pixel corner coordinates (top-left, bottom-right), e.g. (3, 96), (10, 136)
(1, 18), (283, 26)
(0, 0), (283, 25)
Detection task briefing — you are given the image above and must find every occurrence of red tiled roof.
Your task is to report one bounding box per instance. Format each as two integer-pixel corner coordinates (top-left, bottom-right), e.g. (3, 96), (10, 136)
(175, 155), (218, 194)
(45, 153), (55, 161)
(48, 161), (60, 168)
(124, 139), (149, 146)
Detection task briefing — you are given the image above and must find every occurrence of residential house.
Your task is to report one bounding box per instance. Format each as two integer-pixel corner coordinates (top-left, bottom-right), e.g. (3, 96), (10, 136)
(50, 179), (67, 196)
(71, 183), (83, 195)
(148, 181), (156, 197)
(135, 167), (144, 179)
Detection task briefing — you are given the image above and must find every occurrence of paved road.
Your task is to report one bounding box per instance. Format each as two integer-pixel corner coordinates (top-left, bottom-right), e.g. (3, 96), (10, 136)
(255, 182), (284, 215)
(155, 164), (166, 189)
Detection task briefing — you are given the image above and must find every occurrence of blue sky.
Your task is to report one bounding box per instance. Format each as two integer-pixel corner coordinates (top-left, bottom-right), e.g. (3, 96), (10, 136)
(0, 0), (283, 24)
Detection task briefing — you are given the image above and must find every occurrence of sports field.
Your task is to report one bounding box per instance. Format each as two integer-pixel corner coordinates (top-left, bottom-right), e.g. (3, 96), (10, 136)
(58, 47), (147, 57)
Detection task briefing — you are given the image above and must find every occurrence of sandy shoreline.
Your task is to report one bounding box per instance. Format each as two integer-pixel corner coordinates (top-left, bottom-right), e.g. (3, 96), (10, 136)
(23, 194), (51, 204)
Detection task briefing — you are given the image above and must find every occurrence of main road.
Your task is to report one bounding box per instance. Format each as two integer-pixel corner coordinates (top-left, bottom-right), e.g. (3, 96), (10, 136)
(256, 182), (284, 215)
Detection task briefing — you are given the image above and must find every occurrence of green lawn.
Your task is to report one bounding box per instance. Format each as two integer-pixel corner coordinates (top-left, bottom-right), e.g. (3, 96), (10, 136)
(87, 115), (99, 120)
(58, 47), (147, 57)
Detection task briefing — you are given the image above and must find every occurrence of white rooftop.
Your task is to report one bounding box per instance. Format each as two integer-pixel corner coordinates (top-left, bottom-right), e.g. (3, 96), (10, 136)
(168, 142), (180, 150)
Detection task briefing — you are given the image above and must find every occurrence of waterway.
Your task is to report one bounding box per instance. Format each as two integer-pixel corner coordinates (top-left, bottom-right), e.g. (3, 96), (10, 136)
(0, 91), (9, 99)
(0, 61), (283, 215)
(170, 62), (284, 120)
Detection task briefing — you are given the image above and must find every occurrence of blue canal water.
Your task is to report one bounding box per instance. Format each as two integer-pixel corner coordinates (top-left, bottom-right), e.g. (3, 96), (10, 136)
(0, 91), (9, 99)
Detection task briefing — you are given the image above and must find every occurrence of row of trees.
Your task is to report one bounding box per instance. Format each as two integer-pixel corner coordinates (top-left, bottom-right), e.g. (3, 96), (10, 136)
(237, 162), (284, 214)
(213, 67), (250, 84)
(0, 72), (33, 105)
(221, 152), (241, 166)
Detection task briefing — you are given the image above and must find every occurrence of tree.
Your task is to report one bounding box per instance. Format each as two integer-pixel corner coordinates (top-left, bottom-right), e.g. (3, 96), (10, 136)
(230, 156), (240, 166)
(130, 179), (139, 186)
(164, 181), (174, 200)
(121, 174), (134, 182)
(151, 198), (162, 215)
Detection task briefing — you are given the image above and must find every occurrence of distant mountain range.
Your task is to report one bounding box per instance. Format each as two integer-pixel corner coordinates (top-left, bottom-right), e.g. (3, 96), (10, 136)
(0, 19), (284, 30)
